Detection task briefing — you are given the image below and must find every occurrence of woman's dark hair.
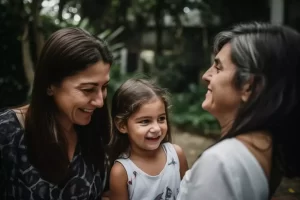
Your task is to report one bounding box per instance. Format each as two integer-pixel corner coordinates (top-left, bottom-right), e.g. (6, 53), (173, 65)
(25, 27), (113, 183)
(213, 22), (300, 177)
(109, 78), (172, 165)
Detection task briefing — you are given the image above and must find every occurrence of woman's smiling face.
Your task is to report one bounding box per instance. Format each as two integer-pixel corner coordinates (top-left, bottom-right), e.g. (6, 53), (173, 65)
(50, 60), (110, 128)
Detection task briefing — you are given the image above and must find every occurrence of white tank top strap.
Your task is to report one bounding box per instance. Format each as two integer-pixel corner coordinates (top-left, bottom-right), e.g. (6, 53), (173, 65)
(115, 158), (138, 197)
(115, 158), (133, 178)
(162, 142), (180, 170)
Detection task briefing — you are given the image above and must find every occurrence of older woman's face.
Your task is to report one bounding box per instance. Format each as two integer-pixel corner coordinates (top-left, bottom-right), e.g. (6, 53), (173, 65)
(50, 60), (110, 129)
(202, 43), (245, 121)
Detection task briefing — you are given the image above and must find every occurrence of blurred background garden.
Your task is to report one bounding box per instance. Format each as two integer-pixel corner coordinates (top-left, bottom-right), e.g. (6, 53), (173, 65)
(1, 0), (300, 134)
(1, 0), (300, 198)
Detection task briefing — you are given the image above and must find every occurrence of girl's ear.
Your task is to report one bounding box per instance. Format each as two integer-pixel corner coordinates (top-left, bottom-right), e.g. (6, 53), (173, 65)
(114, 118), (128, 134)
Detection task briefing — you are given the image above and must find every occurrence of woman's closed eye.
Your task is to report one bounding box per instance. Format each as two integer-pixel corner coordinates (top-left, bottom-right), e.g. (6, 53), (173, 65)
(213, 58), (222, 73)
(82, 88), (96, 93)
(102, 84), (108, 91)
(214, 64), (221, 73)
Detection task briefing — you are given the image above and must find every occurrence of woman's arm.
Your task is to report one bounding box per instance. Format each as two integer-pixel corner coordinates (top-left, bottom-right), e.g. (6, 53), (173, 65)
(173, 144), (189, 179)
(109, 162), (129, 200)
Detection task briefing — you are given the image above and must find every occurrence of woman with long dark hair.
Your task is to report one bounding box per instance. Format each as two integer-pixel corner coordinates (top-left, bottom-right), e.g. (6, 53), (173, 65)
(0, 27), (113, 199)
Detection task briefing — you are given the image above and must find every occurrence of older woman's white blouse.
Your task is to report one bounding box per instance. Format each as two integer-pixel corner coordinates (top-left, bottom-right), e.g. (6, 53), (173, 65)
(177, 138), (269, 200)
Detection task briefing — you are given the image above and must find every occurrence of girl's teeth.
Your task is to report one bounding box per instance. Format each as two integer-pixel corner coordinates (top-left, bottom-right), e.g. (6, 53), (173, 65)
(147, 137), (159, 139)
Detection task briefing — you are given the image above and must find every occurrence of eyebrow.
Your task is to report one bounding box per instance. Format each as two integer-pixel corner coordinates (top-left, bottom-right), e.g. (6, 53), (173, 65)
(214, 58), (224, 68)
(79, 80), (109, 86)
(135, 113), (166, 121)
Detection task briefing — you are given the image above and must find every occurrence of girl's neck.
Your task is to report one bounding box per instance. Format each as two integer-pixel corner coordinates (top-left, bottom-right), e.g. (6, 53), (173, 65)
(129, 144), (162, 161)
(128, 144), (167, 176)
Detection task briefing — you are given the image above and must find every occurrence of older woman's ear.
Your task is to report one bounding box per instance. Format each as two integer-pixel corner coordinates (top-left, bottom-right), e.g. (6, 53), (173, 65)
(241, 82), (252, 103)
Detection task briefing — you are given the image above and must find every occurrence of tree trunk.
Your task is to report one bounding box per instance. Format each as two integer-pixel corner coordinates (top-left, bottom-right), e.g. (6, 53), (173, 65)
(32, 0), (45, 60)
(153, 0), (165, 75)
(21, 23), (35, 97)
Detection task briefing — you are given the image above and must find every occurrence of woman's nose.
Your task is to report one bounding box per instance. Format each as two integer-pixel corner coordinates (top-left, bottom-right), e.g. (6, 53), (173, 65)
(91, 91), (104, 108)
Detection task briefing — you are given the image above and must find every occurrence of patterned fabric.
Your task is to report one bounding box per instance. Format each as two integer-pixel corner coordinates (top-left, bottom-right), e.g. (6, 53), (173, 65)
(0, 109), (103, 200)
(116, 142), (181, 200)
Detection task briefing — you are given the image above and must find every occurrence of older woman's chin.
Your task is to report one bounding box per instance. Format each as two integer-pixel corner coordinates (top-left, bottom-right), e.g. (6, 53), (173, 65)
(201, 101), (219, 120)
(202, 100), (211, 112)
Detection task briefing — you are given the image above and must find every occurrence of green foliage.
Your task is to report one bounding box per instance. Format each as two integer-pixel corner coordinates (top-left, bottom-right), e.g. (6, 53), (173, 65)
(169, 83), (220, 135)
(154, 54), (186, 92)
(107, 65), (131, 96)
(0, 3), (29, 108)
(154, 53), (202, 93)
(107, 65), (149, 98)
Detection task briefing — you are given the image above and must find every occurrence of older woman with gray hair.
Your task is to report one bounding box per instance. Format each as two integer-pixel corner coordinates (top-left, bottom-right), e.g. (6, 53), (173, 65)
(177, 22), (300, 200)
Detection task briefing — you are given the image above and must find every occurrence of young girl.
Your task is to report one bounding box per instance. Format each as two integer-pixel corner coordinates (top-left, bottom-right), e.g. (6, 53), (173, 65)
(109, 78), (188, 200)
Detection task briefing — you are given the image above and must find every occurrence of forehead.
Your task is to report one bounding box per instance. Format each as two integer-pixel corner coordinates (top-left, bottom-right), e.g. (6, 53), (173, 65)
(215, 43), (236, 70)
(64, 61), (110, 85)
(131, 98), (166, 117)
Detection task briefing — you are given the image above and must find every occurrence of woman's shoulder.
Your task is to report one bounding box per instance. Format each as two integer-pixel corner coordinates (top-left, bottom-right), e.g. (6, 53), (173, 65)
(0, 108), (18, 127)
(194, 138), (267, 182)
(0, 107), (14, 117)
(204, 138), (244, 155)
(0, 108), (24, 147)
(202, 137), (269, 176)
(202, 138), (261, 166)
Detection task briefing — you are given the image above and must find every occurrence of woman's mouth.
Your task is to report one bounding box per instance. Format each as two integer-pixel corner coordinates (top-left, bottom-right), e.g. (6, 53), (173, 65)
(80, 108), (94, 113)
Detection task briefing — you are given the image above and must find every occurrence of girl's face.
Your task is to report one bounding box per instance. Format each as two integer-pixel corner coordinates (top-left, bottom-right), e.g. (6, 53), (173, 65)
(50, 61), (110, 130)
(118, 97), (168, 152)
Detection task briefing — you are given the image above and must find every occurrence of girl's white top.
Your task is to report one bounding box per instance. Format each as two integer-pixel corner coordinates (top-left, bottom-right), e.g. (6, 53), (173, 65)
(116, 142), (181, 200)
(177, 138), (269, 200)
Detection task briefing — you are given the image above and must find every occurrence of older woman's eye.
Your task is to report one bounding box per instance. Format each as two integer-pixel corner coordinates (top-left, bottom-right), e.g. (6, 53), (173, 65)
(102, 84), (108, 91)
(82, 88), (95, 93)
(215, 65), (221, 73)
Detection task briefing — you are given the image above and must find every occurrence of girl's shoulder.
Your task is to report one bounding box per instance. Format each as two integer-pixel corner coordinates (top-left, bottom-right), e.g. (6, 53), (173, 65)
(162, 142), (184, 157)
(163, 142), (188, 177)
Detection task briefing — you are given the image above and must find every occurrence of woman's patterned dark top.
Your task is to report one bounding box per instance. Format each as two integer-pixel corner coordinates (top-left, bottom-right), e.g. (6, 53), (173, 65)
(0, 109), (103, 200)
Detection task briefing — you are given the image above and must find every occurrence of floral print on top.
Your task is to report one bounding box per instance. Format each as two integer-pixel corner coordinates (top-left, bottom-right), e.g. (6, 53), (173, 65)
(0, 109), (103, 200)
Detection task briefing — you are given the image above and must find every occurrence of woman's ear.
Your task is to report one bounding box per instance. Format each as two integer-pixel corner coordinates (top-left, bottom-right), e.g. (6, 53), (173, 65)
(241, 82), (252, 102)
(114, 118), (128, 134)
(241, 76), (254, 103)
